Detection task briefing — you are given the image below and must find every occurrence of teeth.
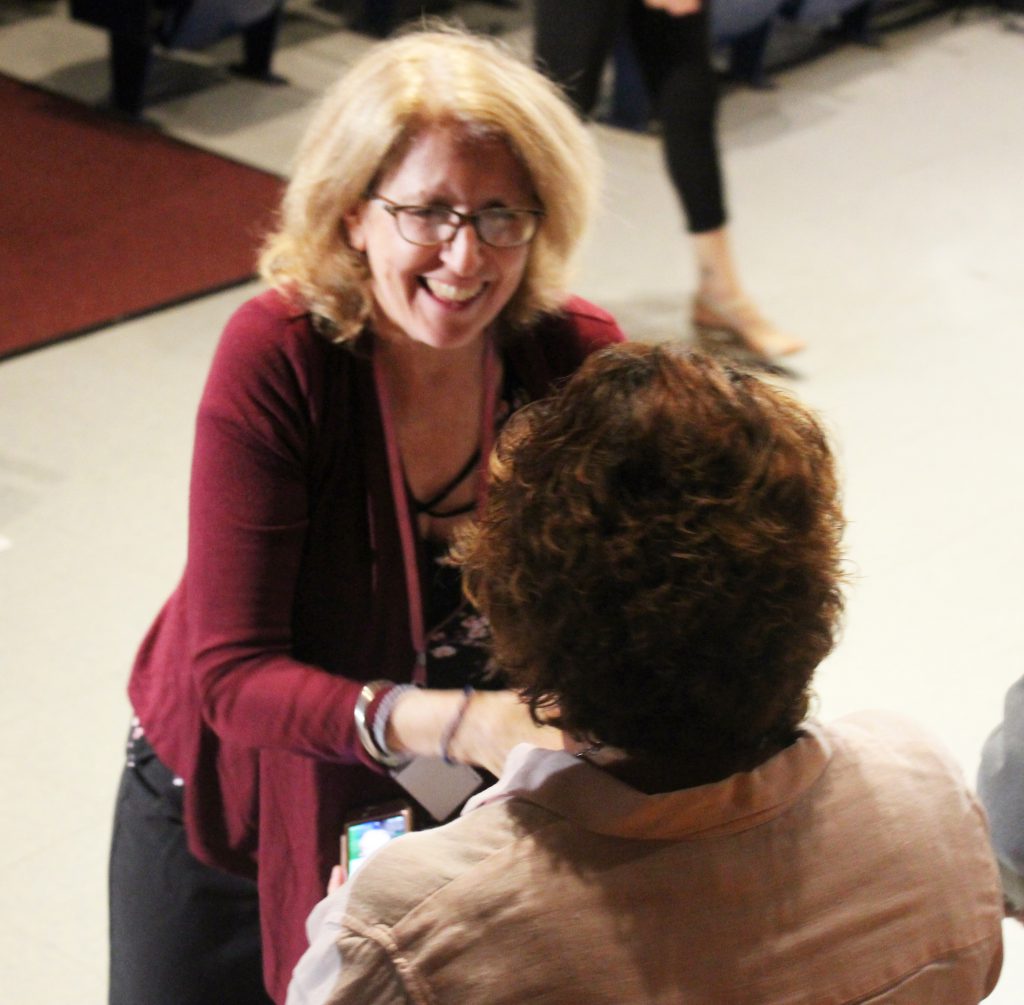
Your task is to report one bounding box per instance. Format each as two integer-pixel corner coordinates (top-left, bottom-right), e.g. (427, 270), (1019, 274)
(426, 279), (482, 303)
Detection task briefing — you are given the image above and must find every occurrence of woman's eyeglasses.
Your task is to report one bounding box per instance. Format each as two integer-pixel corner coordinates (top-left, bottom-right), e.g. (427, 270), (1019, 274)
(371, 194), (544, 249)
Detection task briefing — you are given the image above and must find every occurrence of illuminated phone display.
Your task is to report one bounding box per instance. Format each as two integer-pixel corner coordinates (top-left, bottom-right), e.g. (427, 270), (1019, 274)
(343, 807), (412, 876)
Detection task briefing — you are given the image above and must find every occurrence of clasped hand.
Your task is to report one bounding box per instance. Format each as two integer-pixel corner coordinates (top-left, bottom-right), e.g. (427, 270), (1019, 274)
(448, 690), (564, 777)
(388, 687), (563, 778)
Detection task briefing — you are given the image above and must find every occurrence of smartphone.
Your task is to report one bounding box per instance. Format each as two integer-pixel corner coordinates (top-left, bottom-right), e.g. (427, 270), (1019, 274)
(341, 801), (414, 877)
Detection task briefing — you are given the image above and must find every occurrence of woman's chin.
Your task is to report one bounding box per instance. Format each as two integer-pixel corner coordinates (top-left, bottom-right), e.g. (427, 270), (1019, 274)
(408, 328), (489, 352)
(405, 311), (500, 351)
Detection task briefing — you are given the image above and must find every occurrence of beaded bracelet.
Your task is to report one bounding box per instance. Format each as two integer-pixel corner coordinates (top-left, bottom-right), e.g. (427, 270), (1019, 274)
(372, 683), (416, 760)
(440, 685), (475, 765)
(353, 680), (410, 768)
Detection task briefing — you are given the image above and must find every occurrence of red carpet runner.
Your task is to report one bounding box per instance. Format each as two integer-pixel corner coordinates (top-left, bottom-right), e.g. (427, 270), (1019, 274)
(0, 74), (284, 360)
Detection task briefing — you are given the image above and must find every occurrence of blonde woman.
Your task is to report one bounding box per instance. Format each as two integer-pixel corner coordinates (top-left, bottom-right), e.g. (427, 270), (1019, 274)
(108, 29), (623, 1005)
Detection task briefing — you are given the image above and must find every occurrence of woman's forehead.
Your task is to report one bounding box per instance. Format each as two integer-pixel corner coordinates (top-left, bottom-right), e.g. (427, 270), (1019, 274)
(377, 125), (534, 200)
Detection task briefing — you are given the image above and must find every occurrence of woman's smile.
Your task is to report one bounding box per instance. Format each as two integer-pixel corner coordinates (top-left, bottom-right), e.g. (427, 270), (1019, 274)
(421, 277), (487, 306)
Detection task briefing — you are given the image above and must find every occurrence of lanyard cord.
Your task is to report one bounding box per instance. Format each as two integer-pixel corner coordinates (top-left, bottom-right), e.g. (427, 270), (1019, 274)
(373, 338), (499, 684)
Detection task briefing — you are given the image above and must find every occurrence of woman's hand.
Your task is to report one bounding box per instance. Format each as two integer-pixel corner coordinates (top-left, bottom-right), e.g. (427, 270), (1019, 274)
(327, 864), (346, 895)
(644, 0), (703, 15)
(449, 690), (563, 777)
(387, 687), (562, 777)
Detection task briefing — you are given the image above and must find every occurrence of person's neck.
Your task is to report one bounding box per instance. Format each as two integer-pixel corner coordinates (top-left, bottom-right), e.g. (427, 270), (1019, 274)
(374, 329), (490, 394)
(573, 737), (793, 795)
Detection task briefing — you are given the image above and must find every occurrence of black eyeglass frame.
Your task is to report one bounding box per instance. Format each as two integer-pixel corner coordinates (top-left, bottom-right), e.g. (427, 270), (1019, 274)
(370, 193), (545, 249)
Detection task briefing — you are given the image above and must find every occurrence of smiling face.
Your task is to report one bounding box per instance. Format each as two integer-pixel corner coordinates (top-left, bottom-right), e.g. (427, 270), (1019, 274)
(345, 126), (538, 352)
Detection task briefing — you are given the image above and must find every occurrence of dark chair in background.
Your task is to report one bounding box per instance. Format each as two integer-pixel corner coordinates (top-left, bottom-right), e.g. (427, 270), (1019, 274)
(780, 0), (878, 44)
(710, 0), (879, 88)
(709, 0), (789, 88)
(69, 0), (286, 116)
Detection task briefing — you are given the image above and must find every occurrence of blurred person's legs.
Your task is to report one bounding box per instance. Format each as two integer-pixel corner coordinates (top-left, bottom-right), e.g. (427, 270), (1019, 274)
(534, 0), (803, 359)
(628, 4), (723, 233)
(690, 228), (805, 358)
(533, 0), (624, 113)
(109, 727), (272, 1005)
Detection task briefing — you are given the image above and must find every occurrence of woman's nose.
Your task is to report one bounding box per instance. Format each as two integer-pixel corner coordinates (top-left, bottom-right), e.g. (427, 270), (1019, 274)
(440, 221), (485, 274)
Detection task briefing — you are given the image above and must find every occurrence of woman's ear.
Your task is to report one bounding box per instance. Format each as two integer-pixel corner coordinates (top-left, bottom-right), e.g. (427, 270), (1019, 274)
(343, 204), (367, 253)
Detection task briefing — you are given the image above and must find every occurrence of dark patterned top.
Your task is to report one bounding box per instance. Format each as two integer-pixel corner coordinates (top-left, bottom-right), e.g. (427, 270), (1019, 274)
(420, 370), (531, 692)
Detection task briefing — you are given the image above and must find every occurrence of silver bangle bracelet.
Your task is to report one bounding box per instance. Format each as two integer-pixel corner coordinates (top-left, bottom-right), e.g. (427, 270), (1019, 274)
(353, 680), (411, 768)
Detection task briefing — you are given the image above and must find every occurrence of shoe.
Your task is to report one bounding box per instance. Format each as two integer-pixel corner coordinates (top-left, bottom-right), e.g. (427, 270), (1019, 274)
(692, 293), (805, 360)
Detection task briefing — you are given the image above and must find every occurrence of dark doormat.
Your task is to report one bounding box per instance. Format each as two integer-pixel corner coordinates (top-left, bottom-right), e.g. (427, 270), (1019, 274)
(0, 73), (284, 360)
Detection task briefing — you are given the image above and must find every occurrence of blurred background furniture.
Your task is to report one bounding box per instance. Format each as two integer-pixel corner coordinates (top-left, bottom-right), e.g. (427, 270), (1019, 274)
(710, 0), (789, 87)
(69, 0), (286, 115)
(780, 0), (878, 44)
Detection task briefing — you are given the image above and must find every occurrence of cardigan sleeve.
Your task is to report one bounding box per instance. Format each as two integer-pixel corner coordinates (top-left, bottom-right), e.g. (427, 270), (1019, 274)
(183, 295), (372, 764)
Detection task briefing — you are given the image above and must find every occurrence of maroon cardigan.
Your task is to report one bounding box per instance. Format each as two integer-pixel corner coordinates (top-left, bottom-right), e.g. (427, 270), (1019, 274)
(127, 287), (625, 1002)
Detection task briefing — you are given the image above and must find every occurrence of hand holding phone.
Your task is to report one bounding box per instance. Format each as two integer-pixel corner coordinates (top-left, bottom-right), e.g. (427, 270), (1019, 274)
(341, 802), (414, 877)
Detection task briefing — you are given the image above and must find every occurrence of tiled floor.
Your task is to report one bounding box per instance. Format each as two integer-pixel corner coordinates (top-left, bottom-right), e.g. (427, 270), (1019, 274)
(2, 2), (1023, 1001)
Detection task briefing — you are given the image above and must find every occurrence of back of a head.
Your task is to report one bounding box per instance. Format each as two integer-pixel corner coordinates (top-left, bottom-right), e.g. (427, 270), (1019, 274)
(459, 344), (845, 762)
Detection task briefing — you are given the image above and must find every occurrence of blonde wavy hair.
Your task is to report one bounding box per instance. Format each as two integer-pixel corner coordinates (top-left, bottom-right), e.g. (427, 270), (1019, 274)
(258, 28), (600, 341)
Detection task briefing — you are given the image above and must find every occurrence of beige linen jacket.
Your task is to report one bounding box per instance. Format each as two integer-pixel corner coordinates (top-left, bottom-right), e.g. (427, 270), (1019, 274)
(288, 712), (1003, 1005)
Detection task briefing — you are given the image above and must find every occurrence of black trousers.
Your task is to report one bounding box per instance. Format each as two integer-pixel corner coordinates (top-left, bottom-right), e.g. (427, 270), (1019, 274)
(534, 0), (726, 233)
(108, 729), (274, 1005)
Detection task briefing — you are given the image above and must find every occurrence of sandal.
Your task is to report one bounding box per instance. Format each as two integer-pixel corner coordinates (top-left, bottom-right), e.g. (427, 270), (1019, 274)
(692, 293), (805, 360)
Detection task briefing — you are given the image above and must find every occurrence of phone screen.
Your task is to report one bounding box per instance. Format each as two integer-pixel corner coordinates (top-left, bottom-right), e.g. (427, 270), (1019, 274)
(344, 811), (411, 876)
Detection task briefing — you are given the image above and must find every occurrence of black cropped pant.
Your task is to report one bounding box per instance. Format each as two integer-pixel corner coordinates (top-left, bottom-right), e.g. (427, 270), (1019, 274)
(534, 0), (726, 234)
(108, 729), (273, 1005)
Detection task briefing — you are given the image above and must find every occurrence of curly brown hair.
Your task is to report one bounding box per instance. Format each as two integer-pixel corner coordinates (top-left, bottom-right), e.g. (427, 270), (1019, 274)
(456, 343), (845, 761)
